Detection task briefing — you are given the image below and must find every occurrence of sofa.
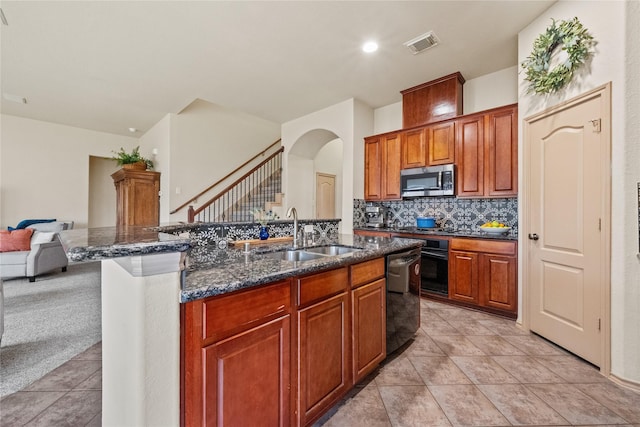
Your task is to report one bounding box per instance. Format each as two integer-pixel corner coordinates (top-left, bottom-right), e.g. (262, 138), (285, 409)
(0, 221), (73, 282)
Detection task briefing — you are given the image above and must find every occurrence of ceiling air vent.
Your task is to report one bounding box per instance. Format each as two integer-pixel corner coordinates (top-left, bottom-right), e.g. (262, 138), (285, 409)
(404, 31), (439, 55)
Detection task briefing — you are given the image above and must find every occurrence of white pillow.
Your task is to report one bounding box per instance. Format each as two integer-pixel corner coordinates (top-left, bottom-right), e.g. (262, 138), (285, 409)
(31, 231), (56, 245)
(28, 222), (65, 233)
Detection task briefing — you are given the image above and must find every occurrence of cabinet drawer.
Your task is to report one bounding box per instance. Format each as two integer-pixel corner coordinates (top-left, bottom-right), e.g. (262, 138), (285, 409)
(450, 238), (516, 256)
(350, 258), (385, 288)
(297, 267), (348, 307)
(202, 280), (290, 341)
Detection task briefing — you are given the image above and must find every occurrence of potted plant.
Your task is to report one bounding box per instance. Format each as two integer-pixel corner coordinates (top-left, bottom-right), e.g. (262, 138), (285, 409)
(112, 146), (154, 170)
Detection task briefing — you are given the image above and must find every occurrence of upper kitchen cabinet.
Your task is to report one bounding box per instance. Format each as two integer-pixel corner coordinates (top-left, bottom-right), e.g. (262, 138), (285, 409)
(364, 133), (401, 201)
(485, 105), (518, 197)
(400, 121), (456, 170)
(401, 72), (465, 128)
(364, 136), (382, 200)
(401, 128), (427, 169)
(456, 113), (485, 197)
(456, 104), (518, 198)
(427, 121), (456, 165)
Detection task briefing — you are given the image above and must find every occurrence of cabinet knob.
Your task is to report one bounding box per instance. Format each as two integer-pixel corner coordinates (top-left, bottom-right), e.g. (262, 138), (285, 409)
(528, 233), (539, 241)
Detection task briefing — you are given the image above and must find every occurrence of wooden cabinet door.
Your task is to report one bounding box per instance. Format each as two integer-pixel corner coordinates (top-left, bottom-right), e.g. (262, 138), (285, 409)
(297, 292), (350, 426)
(364, 136), (382, 201)
(456, 115), (485, 197)
(427, 121), (456, 165)
(352, 278), (386, 383)
(486, 105), (518, 197)
(480, 254), (517, 314)
(401, 128), (427, 169)
(381, 133), (402, 200)
(449, 250), (479, 304)
(203, 316), (290, 427)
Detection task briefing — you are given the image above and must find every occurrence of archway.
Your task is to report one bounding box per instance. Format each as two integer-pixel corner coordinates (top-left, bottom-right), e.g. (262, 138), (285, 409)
(287, 129), (344, 220)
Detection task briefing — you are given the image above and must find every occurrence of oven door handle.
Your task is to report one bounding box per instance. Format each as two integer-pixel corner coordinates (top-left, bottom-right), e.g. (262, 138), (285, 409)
(421, 251), (448, 260)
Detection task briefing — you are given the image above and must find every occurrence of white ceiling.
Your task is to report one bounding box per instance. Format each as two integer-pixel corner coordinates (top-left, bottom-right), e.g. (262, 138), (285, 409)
(0, 1), (554, 137)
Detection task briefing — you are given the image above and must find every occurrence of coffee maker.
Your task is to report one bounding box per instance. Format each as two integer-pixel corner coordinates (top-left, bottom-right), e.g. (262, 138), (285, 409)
(365, 206), (386, 228)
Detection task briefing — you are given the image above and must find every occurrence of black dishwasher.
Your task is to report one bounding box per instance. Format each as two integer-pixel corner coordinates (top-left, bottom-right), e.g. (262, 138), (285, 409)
(386, 247), (421, 354)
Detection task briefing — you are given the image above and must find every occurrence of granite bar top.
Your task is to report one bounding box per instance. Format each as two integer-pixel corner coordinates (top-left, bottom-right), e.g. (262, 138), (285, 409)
(354, 226), (518, 241)
(182, 234), (422, 303)
(59, 226), (192, 262)
(59, 226), (422, 303)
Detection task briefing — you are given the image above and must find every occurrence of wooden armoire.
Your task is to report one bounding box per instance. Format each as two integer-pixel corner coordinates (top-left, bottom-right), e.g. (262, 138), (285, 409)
(111, 168), (160, 227)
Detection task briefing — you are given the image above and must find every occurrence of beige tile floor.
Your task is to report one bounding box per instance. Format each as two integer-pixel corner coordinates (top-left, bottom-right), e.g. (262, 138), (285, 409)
(2, 299), (639, 426)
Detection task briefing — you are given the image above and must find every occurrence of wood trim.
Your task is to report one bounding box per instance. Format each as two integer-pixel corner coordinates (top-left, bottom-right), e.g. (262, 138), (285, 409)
(172, 139), (281, 214)
(450, 238), (516, 256)
(297, 267), (348, 308)
(350, 258), (385, 288)
(202, 280), (290, 342)
(400, 71), (466, 94)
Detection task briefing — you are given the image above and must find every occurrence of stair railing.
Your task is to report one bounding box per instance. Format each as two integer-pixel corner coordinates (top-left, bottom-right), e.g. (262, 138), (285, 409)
(170, 139), (282, 217)
(188, 147), (283, 223)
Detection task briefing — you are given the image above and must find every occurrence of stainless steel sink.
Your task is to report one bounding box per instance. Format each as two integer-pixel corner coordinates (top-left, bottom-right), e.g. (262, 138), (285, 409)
(264, 249), (325, 262)
(262, 245), (361, 262)
(303, 245), (361, 256)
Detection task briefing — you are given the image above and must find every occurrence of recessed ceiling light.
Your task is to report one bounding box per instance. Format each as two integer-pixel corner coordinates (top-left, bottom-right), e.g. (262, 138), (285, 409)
(362, 41), (378, 53)
(128, 127), (138, 133)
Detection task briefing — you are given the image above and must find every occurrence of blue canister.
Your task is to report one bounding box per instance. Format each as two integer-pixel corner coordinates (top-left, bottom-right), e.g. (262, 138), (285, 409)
(416, 217), (436, 228)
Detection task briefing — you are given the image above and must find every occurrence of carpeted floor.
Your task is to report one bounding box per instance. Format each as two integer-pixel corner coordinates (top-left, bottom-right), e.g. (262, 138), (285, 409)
(0, 261), (102, 397)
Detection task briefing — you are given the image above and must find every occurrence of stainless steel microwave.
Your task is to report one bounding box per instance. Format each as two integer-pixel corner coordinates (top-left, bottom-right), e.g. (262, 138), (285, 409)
(400, 164), (455, 197)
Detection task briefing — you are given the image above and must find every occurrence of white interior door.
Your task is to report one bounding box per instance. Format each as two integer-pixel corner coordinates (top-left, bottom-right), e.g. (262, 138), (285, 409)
(315, 173), (335, 219)
(525, 86), (610, 367)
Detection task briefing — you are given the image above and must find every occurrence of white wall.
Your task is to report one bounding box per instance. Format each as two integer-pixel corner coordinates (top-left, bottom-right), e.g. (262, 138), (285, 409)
(88, 156), (119, 227)
(167, 99), (280, 217)
(372, 67), (519, 134)
(518, 0), (639, 384)
(282, 99), (373, 232)
(287, 154), (315, 219)
(314, 139), (343, 218)
(463, 66), (518, 113)
(0, 114), (138, 228)
(373, 102), (402, 134)
(139, 114), (171, 223)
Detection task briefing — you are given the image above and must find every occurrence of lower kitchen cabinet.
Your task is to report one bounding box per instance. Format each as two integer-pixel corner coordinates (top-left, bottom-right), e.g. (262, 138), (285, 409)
(203, 317), (290, 426)
(350, 258), (386, 383)
(449, 250), (480, 305)
(182, 280), (291, 427)
(182, 260), (389, 427)
(449, 238), (517, 318)
(480, 253), (517, 313)
(296, 268), (350, 426)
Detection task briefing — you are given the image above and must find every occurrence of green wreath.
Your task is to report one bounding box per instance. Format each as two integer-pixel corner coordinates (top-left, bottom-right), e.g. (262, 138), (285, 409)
(521, 17), (595, 94)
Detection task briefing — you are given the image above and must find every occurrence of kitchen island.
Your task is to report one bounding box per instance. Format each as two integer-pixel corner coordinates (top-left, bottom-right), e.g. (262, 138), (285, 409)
(60, 225), (422, 426)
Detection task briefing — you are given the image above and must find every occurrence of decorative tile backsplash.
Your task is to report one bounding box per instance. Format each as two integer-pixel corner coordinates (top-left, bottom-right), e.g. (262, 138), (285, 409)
(162, 219), (341, 247)
(354, 197), (518, 234)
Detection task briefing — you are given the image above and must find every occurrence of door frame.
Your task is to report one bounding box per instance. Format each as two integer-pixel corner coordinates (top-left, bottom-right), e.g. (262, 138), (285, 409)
(315, 172), (336, 219)
(522, 83), (611, 375)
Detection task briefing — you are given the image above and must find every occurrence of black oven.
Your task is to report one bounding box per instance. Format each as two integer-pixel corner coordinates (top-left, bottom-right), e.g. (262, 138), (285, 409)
(420, 238), (449, 296)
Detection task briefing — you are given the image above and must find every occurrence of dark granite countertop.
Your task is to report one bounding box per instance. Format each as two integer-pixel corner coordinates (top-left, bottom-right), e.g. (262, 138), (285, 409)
(353, 226), (518, 241)
(181, 234), (422, 302)
(59, 226), (422, 303)
(59, 226), (192, 262)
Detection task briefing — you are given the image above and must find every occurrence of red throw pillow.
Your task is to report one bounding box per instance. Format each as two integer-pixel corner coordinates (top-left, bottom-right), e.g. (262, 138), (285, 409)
(0, 228), (34, 252)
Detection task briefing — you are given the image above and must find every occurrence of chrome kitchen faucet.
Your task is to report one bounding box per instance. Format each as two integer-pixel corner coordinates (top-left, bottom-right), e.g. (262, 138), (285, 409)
(287, 207), (298, 248)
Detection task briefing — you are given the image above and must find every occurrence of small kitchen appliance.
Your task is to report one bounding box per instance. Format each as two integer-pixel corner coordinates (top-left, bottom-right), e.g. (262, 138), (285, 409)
(400, 164), (455, 198)
(365, 206), (386, 228)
